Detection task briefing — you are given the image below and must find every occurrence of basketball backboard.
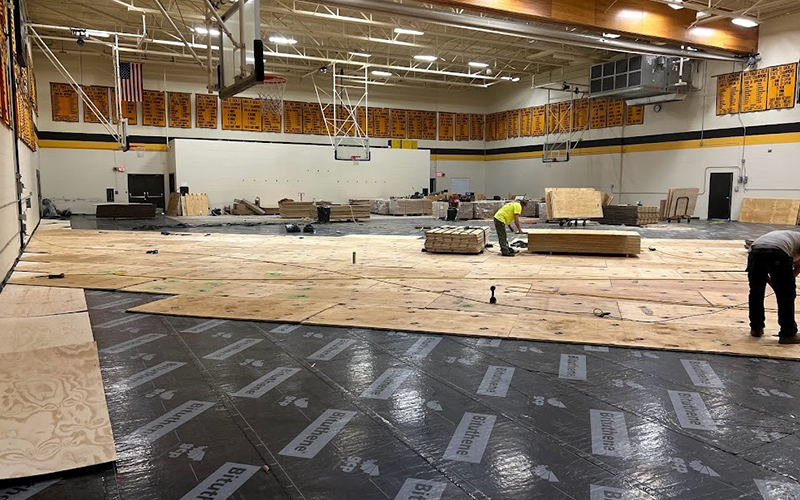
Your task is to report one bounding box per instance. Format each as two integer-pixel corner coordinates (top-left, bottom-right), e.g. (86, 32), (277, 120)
(218, 0), (263, 99)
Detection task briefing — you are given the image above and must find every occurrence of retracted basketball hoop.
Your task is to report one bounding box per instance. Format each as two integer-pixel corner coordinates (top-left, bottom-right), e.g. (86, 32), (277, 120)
(255, 75), (287, 115)
(350, 155), (361, 166)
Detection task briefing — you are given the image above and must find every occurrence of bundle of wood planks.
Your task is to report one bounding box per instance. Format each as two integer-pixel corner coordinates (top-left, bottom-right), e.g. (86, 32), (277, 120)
(600, 205), (660, 226)
(472, 200), (507, 219)
(544, 188), (604, 220)
(432, 202), (474, 220)
(388, 198), (433, 215)
(739, 198), (800, 225)
(424, 226), (490, 254)
(528, 229), (641, 256)
(661, 188), (699, 220)
(231, 198), (279, 215)
(279, 201), (315, 218)
(312, 203), (370, 221)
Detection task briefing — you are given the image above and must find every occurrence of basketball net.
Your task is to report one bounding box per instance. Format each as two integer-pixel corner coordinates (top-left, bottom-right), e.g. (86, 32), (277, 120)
(256, 75), (287, 116)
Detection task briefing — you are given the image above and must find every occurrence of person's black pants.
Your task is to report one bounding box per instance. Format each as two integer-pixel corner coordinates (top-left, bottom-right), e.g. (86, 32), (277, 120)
(748, 249), (797, 337)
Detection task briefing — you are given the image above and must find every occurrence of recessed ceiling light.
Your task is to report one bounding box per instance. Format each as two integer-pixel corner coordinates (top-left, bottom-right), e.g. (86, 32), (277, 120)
(603, 33), (621, 39)
(349, 51), (371, 58)
(371, 70), (393, 77)
(413, 54), (437, 62)
(732, 17), (758, 28)
(469, 61), (488, 68)
(193, 27), (220, 36)
(394, 27), (424, 36)
(269, 36), (297, 45)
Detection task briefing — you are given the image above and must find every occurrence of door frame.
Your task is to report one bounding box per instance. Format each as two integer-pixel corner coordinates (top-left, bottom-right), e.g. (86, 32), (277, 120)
(127, 173), (167, 211)
(707, 171), (734, 220)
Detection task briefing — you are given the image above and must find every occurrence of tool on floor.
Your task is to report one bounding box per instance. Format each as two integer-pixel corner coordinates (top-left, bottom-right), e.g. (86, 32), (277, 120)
(47, 273), (65, 279)
(146, 249), (159, 254)
(489, 286), (497, 304)
(353, 251), (356, 264)
(593, 308), (611, 317)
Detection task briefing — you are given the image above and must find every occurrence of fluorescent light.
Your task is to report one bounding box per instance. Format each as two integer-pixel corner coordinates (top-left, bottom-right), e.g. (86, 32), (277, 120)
(394, 27), (424, 36)
(511, 77), (520, 82)
(603, 33), (621, 39)
(86, 29), (111, 38)
(192, 27), (220, 36)
(732, 17), (758, 28)
(696, 11), (710, 19)
(368, 37), (417, 47)
(667, 0), (684, 10)
(268, 36), (297, 45)
(469, 61), (488, 68)
(413, 54), (437, 62)
(348, 51), (371, 57)
(500, 75), (513, 81)
(371, 70), (392, 77)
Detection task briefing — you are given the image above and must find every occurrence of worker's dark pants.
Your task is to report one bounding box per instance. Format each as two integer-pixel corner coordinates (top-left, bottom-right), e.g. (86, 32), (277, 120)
(494, 218), (512, 255)
(748, 249), (797, 337)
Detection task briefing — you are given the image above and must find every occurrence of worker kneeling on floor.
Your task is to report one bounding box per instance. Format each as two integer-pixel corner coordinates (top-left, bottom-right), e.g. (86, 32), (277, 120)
(748, 230), (800, 344)
(494, 199), (528, 257)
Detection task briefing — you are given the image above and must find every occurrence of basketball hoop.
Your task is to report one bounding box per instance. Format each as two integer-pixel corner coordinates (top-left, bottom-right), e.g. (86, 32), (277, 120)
(351, 155), (361, 166)
(255, 75), (287, 116)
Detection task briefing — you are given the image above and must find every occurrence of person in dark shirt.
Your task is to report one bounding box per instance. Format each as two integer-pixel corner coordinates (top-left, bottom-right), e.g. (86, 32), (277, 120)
(748, 230), (800, 344)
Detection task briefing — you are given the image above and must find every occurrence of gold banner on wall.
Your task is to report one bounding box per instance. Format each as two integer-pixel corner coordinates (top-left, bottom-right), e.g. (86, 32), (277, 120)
(142, 90), (166, 127)
(531, 106), (546, 136)
(283, 101), (304, 134)
(221, 97), (243, 130)
(625, 104), (644, 126)
(390, 109), (407, 139)
(455, 113), (470, 141)
(195, 94), (218, 129)
(590, 98), (607, 129)
(767, 63), (797, 110)
(507, 109), (520, 138)
(50, 82), (79, 122)
(82, 86), (110, 124)
(469, 114), (484, 141)
(606, 100), (624, 128)
(372, 108), (391, 138)
(741, 68), (768, 113)
(438, 112), (454, 141)
(716, 72), (742, 116)
(168, 92), (191, 128)
(241, 98), (262, 132)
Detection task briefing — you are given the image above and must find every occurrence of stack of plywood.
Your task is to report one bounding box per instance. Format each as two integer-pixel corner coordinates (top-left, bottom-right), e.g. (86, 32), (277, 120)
(528, 229), (641, 256)
(600, 205), (660, 226)
(279, 201), (315, 218)
(388, 198), (433, 215)
(167, 193), (209, 216)
(544, 188), (604, 220)
(473, 200), (507, 219)
(348, 199), (372, 206)
(663, 188), (699, 219)
(312, 203), (371, 221)
(424, 226), (489, 254)
(739, 198), (800, 225)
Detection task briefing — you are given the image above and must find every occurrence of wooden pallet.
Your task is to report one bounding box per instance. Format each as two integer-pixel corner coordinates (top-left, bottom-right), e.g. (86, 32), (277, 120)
(424, 226), (489, 254)
(528, 229), (641, 256)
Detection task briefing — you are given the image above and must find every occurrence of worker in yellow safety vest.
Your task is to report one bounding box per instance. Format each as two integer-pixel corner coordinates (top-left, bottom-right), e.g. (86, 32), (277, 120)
(493, 199), (528, 257)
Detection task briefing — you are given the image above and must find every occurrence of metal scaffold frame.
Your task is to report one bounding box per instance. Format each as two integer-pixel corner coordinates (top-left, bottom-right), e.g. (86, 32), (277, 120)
(314, 63), (370, 163)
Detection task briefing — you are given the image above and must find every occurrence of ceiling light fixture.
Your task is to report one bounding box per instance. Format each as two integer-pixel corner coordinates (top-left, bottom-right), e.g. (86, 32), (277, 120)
(468, 61), (488, 68)
(371, 70), (393, 77)
(413, 54), (437, 62)
(86, 29), (111, 38)
(696, 11), (710, 19)
(667, 0), (684, 10)
(500, 75), (513, 81)
(394, 27), (424, 36)
(732, 17), (758, 28)
(348, 51), (371, 57)
(603, 33), (621, 39)
(192, 27), (220, 36)
(268, 36), (297, 45)
(511, 76), (520, 82)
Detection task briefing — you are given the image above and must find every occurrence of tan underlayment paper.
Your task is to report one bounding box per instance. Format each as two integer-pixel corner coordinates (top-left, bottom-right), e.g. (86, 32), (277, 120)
(0, 342), (116, 479)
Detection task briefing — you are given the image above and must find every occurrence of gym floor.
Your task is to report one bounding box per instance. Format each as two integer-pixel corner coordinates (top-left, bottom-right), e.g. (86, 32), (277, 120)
(2, 218), (798, 499)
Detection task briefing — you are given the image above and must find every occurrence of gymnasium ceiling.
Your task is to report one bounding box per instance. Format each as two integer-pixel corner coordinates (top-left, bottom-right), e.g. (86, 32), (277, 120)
(24, 0), (800, 89)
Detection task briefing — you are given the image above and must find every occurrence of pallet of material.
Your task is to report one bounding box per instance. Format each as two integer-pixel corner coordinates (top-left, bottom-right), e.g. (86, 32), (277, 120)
(739, 198), (800, 225)
(473, 200), (507, 219)
(348, 199), (372, 206)
(664, 188), (699, 219)
(312, 204), (371, 221)
(432, 201), (473, 220)
(424, 226), (490, 254)
(600, 205), (660, 226)
(528, 229), (641, 256)
(545, 188), (603, 220)
(370, 199), (391, 215)
(279, 201), (315, 218)
(388, 198), (433, 216)
(96, 203), (156, 219)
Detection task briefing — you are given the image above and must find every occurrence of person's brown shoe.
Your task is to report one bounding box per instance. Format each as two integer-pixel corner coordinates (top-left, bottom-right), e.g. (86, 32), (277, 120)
(778, 335), (800, 345)
(750, 328), (764, 338)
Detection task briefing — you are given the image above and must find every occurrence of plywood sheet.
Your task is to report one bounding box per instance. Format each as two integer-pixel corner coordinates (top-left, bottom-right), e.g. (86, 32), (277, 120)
(739, 198), (800, 225)
(0, 342), (116, 479)
(0, 313), (93, 354)
(9, 273), (155, 290)
(0, 285), (86, 317)
(129, 294), (338, 323)
(546, 188), (604, 219)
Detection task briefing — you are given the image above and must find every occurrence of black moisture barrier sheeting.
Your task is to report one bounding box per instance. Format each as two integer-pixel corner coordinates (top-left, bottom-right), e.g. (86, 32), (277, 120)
(1, 291), (799, 500)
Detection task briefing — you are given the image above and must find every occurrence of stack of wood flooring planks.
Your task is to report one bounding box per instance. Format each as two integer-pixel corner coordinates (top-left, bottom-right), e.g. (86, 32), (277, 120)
(279, 201), (315, 218)
(663, 188), (699, 219)
(739, 198), (800, 225)
(424, 226), (489, 254)
(473, 200), (506, 219)
(314, 203), (371, 221)
(388, 198), (433, 215)
(600, 205), (660, 226)
(545, 188), (604, 220)
(528, 229), (641, 256)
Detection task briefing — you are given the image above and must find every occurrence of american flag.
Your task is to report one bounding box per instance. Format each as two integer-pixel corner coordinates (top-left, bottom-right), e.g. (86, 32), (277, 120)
(118, 62), (143, 102)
